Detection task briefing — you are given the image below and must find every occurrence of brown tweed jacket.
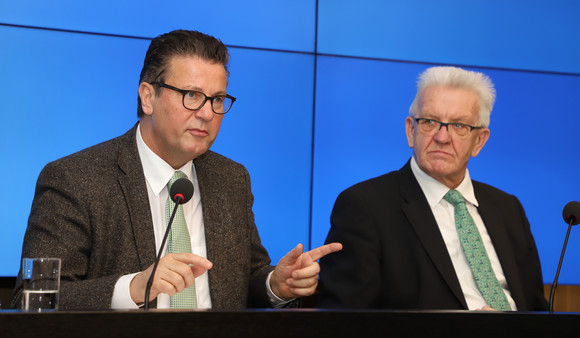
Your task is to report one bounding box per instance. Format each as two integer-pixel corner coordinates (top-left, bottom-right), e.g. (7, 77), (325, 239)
(12, 125), (274, 310)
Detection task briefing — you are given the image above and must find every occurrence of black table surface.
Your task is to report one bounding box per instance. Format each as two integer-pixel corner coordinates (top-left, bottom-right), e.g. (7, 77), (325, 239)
(1, 308), (579, 338)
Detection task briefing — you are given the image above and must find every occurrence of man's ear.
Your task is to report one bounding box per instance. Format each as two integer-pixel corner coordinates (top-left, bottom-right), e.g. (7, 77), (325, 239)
(405, 116), (415, 149)
(471, 127), (490, 157)
(138, 82), (156, 116)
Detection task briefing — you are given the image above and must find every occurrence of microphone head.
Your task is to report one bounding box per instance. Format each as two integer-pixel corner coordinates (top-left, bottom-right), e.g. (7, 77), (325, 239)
(562, 201), (580, 225)
(169, 178), (194, 204)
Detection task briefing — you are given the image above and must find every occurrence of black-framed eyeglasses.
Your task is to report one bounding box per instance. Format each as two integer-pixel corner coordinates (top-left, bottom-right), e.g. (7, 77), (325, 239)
(414, 118), (482, 137)
(151, 82), (236, 114)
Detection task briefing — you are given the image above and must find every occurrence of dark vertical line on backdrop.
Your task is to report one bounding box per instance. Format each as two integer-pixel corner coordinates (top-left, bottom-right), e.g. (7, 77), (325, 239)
(308, 1), (319, 251)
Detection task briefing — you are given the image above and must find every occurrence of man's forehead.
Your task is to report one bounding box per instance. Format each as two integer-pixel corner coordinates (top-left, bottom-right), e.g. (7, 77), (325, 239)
(419, 86), (479, 116)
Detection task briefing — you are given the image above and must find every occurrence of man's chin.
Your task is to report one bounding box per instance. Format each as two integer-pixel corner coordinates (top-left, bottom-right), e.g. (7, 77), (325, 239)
(422, 162), (455, 178)
(183, 145), (211, 160)
(422, 157), (452, 171)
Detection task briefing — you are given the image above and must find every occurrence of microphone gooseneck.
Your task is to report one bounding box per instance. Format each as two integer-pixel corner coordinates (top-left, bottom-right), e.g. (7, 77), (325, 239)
(144, 177), (194, 310)
(548, 201), (580, 313)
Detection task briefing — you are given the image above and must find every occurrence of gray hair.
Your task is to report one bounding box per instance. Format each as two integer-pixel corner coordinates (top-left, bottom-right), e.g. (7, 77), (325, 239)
(408, 66), (496, 127)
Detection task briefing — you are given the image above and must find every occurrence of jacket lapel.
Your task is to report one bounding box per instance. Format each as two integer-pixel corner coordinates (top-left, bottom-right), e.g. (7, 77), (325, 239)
(398, 162), (468, 308)
(474, 186), (526, 309)
(116, 125), (157, 270)
(193, 152), (226, 308)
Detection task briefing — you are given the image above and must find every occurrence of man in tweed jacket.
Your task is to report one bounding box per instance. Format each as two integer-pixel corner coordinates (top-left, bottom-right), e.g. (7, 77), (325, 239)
(12, 30), (341, 310)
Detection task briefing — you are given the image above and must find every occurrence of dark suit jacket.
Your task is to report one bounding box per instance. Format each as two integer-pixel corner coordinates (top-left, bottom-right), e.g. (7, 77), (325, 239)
(12, 125), (274, 310)
(318, 161), (548, 311)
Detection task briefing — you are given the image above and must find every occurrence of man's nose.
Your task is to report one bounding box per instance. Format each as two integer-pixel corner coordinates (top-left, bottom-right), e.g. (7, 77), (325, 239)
(434, 123), (451, 140)
(194, 100), (214, 120)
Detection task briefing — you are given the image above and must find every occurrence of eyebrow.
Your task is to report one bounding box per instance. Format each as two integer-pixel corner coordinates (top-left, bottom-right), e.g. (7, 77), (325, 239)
(180, 85), (228, 96)
(419, 113), (475, 124)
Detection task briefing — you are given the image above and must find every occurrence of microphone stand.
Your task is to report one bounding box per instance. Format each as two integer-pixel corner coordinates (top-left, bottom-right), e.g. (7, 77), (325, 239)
(548, 219), (573, 314)
(143, 195), (182, 310)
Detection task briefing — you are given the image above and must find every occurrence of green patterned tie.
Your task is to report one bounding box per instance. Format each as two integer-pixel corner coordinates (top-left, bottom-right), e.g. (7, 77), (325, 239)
(443, 189), (511, 311)
(166, 171), (197, 308)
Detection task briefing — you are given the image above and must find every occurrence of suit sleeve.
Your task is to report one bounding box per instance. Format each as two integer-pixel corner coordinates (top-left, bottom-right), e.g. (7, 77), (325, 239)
(511, 195), (549, 311)
(242, 167), (276, 308)
(12, 161), (122, 310)
(318, 187), (383, 308)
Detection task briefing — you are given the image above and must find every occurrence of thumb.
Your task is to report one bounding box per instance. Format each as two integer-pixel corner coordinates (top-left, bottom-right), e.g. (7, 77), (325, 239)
(278, 243), (304, 267)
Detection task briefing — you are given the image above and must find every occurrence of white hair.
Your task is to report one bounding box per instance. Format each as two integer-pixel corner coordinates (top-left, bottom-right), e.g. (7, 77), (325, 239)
(408, 66), (496, 127)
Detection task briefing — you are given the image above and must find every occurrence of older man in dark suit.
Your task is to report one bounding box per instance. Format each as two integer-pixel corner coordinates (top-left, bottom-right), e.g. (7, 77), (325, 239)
(12, 30), (341, 310)
(318, 66), (547, 311)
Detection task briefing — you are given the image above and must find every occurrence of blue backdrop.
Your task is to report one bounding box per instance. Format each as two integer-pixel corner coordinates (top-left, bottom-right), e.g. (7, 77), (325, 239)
(1, 0), (579, 285)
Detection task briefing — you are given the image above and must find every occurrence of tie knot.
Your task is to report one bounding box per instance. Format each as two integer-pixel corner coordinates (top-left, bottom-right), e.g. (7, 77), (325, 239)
(443, 189), (465, 207)
(167, 171), (188, 190)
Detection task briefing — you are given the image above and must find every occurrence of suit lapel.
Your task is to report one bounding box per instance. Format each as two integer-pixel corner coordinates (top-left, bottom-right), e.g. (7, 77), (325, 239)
(193, 152), (226, 308)
(398, 162), (468, 308)
(116, 125), (157, 270)
(474, 186), (526, 309)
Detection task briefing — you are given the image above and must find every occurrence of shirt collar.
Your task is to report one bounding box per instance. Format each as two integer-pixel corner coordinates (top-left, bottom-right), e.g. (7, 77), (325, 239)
(136, 123), (194, 196)
(410, 156), (479, 208)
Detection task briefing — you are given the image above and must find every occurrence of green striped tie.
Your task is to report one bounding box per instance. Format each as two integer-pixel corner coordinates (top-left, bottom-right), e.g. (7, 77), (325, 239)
(166, 171), (197, 308)
(444, 189), (511, 311)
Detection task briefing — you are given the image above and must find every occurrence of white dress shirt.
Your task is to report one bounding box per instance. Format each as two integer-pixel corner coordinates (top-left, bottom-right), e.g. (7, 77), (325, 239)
(410, 157), (517, 310)
(111, 124), (285, 309)
(112, 124), (211, 309)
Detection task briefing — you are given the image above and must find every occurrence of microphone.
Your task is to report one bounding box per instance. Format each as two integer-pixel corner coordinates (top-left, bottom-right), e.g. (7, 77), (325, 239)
(562, 201), (580, 226)
(144, 177), (194, 310)
(548, 201), (580, 313)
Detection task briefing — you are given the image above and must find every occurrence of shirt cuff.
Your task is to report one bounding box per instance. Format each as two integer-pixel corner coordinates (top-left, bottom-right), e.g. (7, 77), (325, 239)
(265, 271), (295, 308)
(111, 273), (140, 309)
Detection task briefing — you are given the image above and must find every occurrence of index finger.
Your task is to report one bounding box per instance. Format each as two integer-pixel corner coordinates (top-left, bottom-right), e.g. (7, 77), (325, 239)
(170, 253), (213, 270)
(304, 242), (343, 261)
